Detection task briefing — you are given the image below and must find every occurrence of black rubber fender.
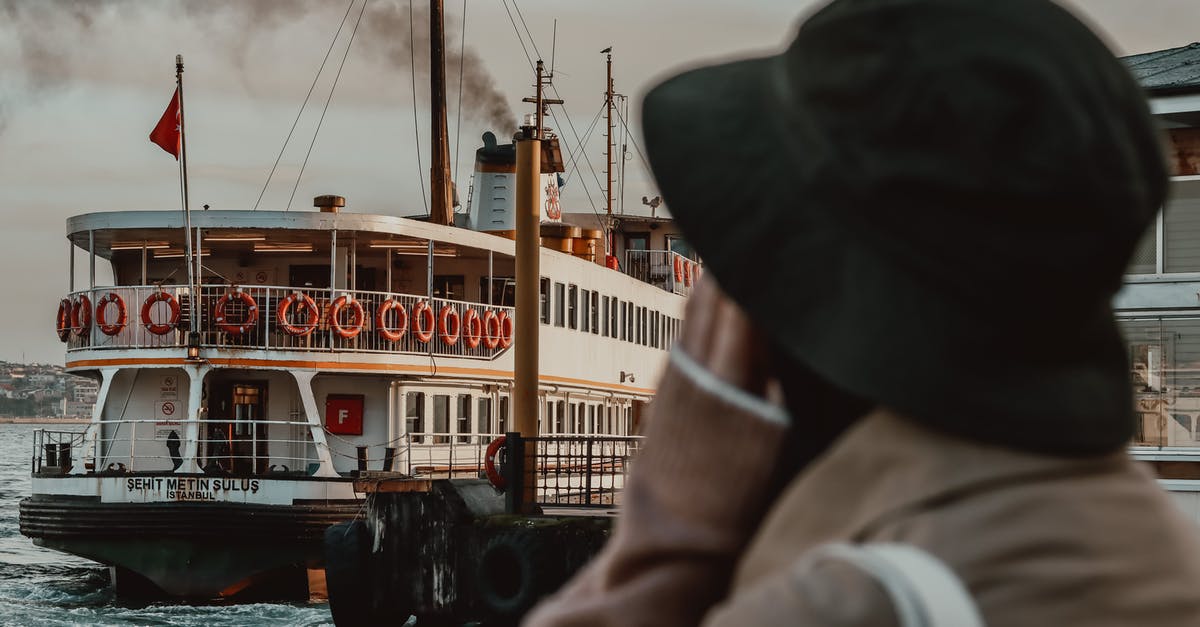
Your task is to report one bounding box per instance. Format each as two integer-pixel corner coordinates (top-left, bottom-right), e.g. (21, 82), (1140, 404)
(476, 529), (564, 620)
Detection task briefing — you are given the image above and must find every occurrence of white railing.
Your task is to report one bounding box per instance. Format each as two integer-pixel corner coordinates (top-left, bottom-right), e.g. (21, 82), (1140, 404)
(32, 419), (323, 475)
(62, 284), (515, 360)
(624, 250), (700, 296)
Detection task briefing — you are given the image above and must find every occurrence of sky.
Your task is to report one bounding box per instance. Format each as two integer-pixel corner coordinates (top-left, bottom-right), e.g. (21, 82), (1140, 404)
(0, 0), (1198, 365)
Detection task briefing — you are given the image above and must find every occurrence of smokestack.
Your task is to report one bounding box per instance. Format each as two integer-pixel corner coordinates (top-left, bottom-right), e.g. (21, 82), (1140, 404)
(314, 195), (346, 213)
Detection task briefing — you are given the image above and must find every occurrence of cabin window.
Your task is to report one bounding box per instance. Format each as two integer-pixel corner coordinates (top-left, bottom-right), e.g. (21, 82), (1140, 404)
(620, 302), (627, 341)
(540, 277), (551, 324)
(554, 282), (565, 327)
(477, 397), (492, 441)
(457, 394), (472, 443)
(587, 404), (596, 434)
(405, 392), (425, 438)
(433, 395), (450, 444)
(568, 285), (579, 330)
(499, 396), (510, 433)
(626, 233), (650, 251)
(581, 289), (591, 333)
(576, 402), (586, 433)
(568, 403), (577, 434)
(591, 292), (600, 335)
(481, 277), (516, 307)
(601, 296), (610, 337)
(610, 298), (619, 338)
(434, 275), (465, 301)
(555, 401), (566, 434)
(666, 235), (694, 259)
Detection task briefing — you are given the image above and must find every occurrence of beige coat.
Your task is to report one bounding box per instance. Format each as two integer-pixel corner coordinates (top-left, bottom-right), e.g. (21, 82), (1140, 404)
(527, 362), (1200, 626)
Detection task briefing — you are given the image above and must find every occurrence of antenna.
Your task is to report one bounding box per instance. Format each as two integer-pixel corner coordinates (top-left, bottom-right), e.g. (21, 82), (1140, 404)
(550, 19), (557, 81)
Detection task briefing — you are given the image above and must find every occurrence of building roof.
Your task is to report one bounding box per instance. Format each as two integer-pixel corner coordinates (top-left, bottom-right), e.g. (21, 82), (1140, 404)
(1124, 42), (1200, 94)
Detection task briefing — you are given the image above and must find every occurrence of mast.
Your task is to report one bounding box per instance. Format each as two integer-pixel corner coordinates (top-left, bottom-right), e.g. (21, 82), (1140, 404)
(176, 55), (198, 336)
(429, 0), (454, 226)
(605, 49), (614, 219)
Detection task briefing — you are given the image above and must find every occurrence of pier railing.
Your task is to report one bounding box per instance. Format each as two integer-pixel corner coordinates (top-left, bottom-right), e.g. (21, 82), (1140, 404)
(64, 284), (515, 360)
(500, 433), (643, 510)
(624, 250), (700, 296)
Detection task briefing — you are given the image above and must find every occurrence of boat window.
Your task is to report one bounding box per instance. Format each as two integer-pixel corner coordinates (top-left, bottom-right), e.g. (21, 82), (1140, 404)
(555, 400), (566, 434)
(405, 392), (425, 438)
(576, 402), (586, 433)
(540, 277), (551, 325)
(568, 403), (577, 434)
(581, 289), (591, 333)
(602, 296), (610, 337)
(587, 404), (596, 434)
(568, 285), (578, 330)
(477, 397), (492, 441)
(610, 298), (619, 338)
(499, 396), (510, 433)
(666, 235), (694, 260)
(554, 282), (565, 327)
(433, 395), (450, 444)
(626, 233), (650, 252)
(434, 275), (465, 301)
(457, 394), (472, 443)
(591, 292), (600, 335)
(481, 277), (516, 307)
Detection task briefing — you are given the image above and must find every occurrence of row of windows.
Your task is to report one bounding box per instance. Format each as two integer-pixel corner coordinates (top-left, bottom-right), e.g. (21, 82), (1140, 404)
(541, 278), (681, 350)
(404, 391), (635, 443)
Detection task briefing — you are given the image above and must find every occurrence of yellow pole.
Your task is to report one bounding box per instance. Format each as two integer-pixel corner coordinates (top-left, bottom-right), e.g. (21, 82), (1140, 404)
(514, 128), (541, 510)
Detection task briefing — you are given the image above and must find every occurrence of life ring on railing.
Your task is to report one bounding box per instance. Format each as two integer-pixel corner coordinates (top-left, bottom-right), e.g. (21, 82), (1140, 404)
(56, 299), (72, 342)
(277, 291), (319, 337)
(438, 305), (461, 346)
(412, 301), (435, 343)
(498, 311), (514, 349)
(484, 436), (506, 490)
(71, 295), (92, 337)
(693, 264), (701, 282)
(141, 291), (181, 335)
(375, 299), (408, 342)
(683, 261), (693, 287)
(214, 289), (258, 336)
(329, 295), (365, 339)
(462, 308), (482, 349)
(95, 292), (128, 336)
(673, 256), (683, 283)
(483, 310), (501, 350)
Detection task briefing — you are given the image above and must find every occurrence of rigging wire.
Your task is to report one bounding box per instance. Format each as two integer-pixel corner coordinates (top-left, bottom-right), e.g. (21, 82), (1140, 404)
(453, 0), (467, 191)
(567, 105), (604, 168)
(500, 0), (535, 69)
(410, 0), (429, 215)
(613, 103), (653, 175)
(253, 0), (356, 212)
(287, 0), (369, 212)
(618, 95), (629, 215)
(511, 0), (543, 60)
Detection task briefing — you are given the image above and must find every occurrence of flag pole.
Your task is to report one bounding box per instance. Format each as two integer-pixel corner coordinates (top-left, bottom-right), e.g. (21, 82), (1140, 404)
(175, 54), (198, 336)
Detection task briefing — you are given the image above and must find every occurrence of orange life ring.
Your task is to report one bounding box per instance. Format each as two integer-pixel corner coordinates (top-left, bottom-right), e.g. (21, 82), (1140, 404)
(56, 299), (72, 342)
(141, 291), (180, 335)
(673, 256), (683, 282)
(462, 308), (482, 349)
(693, 264), (701, 281)
(498, 311), (514, 349)
(329, 295), (365, 339)
(412, 301), (435, 343)
(71, 295), (92, 337)
(683, 261), (693, 287)
(376, 299), (408, 342)
(95, 292), (128, 336)
(482, 310), (501, 349)
(484, 436), (507, 490)
(214, 289), (258, 336)
(277, 291), (319, 337)
(438, 305), (461, 346)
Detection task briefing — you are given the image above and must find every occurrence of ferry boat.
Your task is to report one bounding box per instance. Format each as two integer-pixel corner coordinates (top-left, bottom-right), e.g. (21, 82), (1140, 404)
(18, 42), (700, 601)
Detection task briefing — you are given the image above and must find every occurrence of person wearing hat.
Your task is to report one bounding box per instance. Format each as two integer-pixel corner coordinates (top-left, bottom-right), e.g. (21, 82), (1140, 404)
(525, 0), (1200, 624)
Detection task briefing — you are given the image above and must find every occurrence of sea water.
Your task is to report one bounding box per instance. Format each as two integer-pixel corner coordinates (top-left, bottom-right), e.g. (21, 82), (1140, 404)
(0, 423), (333, 626)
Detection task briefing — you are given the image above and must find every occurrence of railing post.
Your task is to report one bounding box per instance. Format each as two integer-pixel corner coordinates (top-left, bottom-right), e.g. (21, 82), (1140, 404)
(584, 436), (594, 505)
(504, 431), (524, 515)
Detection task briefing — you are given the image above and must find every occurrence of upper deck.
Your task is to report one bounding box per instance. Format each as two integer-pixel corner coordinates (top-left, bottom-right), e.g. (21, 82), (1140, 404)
(58, 210), (693, 384)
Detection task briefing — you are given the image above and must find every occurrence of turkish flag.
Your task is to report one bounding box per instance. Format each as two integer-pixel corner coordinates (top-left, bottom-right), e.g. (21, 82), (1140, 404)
(149, 88), (181, 159)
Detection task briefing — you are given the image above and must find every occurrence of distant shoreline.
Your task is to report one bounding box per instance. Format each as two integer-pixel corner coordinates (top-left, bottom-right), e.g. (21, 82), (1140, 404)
(0, 417), (89, 424)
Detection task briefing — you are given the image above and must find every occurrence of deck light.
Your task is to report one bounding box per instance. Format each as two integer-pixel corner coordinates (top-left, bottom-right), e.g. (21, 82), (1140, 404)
(185, 331), (202, 362)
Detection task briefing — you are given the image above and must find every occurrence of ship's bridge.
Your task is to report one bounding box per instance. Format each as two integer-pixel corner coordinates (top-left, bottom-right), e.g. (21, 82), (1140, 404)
(59, 209), (524, 365)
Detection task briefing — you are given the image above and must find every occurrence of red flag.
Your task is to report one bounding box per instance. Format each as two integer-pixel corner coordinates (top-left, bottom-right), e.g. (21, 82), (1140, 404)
(149, 88), (181, 159)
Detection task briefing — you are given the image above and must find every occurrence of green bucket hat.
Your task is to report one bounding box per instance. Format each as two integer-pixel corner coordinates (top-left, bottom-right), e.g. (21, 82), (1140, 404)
(642, 0), (1166, 455)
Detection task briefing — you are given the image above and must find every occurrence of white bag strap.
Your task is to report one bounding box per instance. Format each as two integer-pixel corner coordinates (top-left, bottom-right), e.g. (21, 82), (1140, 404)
(798, 542), (985, 627)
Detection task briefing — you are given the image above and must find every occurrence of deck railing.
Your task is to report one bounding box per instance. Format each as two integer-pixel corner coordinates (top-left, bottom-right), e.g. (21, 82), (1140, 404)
(32, 419), (323, 476)
(624, 250), (700, 296)
(63, 284), (515, 360)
